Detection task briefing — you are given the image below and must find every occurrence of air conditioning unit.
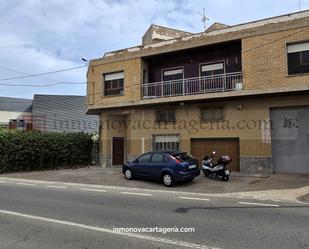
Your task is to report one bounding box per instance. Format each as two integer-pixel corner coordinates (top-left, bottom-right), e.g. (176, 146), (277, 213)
(235, 82), (243, 90)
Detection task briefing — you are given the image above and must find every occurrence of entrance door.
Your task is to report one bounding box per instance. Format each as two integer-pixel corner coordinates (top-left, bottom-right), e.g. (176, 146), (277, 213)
(112, 137), (124, 165)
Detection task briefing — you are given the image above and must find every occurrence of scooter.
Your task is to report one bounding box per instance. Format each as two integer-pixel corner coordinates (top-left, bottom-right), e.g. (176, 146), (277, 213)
(201, 151), (231, 181)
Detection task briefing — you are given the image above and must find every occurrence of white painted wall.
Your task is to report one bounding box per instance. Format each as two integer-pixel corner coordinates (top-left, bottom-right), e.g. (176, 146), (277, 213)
(0, 111), (32, 124)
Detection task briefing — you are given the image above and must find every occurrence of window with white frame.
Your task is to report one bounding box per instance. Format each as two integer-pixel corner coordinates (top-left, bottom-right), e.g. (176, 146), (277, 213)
(103, 71), (124, 96)
(153, 134), (180, 151)
(200, 62), (224, 76)
(162, 68), (183, 81)
(287, 42), (309, 75)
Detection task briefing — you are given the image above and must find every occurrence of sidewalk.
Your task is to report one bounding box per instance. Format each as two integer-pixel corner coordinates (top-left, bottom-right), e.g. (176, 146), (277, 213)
(1, 166), (309, 203)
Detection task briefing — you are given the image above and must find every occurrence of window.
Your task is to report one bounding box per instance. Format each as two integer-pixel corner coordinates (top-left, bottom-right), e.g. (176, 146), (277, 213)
(201, 107), (223, 121)
(156, 110), (176, 123)
(287, 42), (309, 75)
(9, 119), (27, 130)
(137, 153), (151, 163)
(200, 62), (224, 77)
(17, 120), (26, 129)
(151, 153), (165, 163)
(174, 153), (194, 163)
(162, 68), (183, 81)
(153, 134), (180, 151)
(103, 71), (124, 96)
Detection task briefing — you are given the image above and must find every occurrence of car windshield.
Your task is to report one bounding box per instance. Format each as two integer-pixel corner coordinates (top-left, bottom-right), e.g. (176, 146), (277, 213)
(173, 153), (193, 162)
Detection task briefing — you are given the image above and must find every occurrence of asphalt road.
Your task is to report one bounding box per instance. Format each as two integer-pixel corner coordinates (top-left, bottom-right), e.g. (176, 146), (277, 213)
(0, 178), (308, 249)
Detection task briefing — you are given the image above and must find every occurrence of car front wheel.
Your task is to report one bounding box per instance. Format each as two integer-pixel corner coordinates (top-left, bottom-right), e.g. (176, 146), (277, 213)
(162, 173), (174, 187)
(124, 169), (133, 180)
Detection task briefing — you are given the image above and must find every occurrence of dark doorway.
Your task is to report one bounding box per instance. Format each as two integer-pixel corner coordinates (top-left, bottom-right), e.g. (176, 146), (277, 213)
(112, 137), (124, 165)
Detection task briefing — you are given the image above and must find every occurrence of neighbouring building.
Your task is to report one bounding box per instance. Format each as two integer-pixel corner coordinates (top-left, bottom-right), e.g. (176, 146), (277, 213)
(0, 96), (33, 130)
(86, 11), (309, 174)
(0, 94), (99, 134)
(32, 94), (99, 133)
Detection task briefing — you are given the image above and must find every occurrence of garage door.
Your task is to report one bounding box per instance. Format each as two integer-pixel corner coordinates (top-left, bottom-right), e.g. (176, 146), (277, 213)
(271, 107), (309, 174)
(191, 138), (240, 172)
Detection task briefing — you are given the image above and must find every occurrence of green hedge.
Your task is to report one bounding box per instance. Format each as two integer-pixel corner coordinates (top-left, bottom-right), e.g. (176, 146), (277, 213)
(0, 129), (93, 172)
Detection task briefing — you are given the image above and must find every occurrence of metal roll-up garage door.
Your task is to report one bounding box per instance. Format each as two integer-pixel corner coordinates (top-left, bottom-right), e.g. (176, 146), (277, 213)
(271, 107), (309, 174)
(191, 138), (240, 172)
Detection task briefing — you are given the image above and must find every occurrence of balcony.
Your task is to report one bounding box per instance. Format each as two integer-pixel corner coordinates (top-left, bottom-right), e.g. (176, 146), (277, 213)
(142, 72), (243, 99)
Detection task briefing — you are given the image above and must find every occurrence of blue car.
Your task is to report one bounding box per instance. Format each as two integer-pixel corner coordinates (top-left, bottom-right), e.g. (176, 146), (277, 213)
(122, 151), (200, 187)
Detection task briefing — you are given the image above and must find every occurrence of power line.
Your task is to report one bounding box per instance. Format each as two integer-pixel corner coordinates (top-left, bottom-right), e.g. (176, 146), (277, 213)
(0, 65), (63, 83)
(0, 65), (87, 81)
(0, 81), (89, 87)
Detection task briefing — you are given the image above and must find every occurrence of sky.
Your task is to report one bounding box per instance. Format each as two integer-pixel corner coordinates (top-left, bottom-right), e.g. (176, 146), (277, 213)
(0, 0), (308, 99)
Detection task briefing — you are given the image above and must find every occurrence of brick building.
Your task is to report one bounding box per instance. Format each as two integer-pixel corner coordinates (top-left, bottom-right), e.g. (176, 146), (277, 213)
(86, 10), (309, 174)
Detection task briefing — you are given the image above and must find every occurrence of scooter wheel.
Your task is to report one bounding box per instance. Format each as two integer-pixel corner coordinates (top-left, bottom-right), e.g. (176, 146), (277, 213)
(222, 175), (229, 181)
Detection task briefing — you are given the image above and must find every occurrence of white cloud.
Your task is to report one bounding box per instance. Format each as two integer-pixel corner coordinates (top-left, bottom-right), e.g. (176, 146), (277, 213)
(0, 0), (308, 98)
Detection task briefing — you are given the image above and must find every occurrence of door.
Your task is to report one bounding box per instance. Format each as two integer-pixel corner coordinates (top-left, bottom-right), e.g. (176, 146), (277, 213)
(133, 153), (152, 178)
(162, 68), (184, 96)
(148, 153), (167, 180)
(271, 107), (309, 174)
(112, 137), (124, 165)
(191, 138), (240, 172)
(200, 62), (225, 91)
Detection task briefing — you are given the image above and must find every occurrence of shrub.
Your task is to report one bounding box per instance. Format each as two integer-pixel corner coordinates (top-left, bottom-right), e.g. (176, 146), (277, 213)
(0, 129), (93, 173)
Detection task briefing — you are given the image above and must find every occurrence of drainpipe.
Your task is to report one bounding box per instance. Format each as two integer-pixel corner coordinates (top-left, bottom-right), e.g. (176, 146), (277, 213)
(141, 137), (145, 154)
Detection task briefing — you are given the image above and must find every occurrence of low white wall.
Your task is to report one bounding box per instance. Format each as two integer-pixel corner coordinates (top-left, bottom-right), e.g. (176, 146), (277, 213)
(0, 111), (32, 124)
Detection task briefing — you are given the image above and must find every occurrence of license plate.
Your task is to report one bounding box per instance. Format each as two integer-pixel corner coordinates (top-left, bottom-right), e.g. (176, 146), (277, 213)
(225, 170), (230, 175)
(189, 165), (197, 169)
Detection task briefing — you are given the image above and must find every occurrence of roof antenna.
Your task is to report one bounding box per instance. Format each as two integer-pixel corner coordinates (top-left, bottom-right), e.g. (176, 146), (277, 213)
(298, 0), (302, 10)
(198, 8), (209, 31)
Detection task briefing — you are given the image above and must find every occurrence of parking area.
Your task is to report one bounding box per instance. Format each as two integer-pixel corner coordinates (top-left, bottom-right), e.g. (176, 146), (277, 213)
(1, 166), (309, 203)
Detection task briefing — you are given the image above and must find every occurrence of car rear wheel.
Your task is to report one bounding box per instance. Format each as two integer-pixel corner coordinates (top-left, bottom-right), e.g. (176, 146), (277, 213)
(162, 173), (174, 187)
(124, 169), (133, 180)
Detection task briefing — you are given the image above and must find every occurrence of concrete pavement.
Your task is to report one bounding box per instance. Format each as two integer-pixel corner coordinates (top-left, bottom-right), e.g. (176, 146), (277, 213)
(1, 166), (309, 203)
(0, 178), (308, 249)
